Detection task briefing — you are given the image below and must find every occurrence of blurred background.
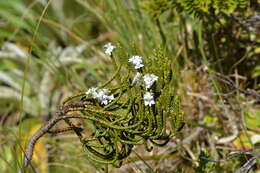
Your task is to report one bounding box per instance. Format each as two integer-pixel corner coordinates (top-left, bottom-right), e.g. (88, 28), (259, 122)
(0, 0), (259, 172)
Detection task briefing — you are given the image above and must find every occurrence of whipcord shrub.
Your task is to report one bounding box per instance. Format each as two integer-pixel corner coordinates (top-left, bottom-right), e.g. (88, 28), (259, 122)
(23, 46), (184, 171)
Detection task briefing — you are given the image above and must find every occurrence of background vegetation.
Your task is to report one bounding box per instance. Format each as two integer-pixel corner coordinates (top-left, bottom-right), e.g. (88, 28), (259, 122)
(0, 0), (259, 172)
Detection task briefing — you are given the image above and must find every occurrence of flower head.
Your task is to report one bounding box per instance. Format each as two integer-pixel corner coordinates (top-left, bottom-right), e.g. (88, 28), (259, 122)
(104, 43), (116, 56)
(144, 92), (155, 106)
(143, 74), (158, 89)
(128, 56), (144, 69)
(86, 88), (114, 105)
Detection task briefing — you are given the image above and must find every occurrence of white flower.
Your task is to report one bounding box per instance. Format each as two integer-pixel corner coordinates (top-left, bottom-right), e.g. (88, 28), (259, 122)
(94, 89), (110, 100)
(104, 43), (116, 56)
(86, 87), (98, 97)
(96, 89), (114, 105)
(132, 72), (142, 84)
(128, 55), (144, 69)
(100, 94), (114, 105)
(144, 92), (155, 106)
(143, 74), (158, 89)
(86, 88), (114, 105)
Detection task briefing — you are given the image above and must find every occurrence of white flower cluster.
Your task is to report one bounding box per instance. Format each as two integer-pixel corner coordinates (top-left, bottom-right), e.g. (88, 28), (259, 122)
(142, 75), (157, 106)
(104, 43), (116, 56)
(86, 88), (114, 105)
(128, 56), (144, 69)
(132, 73), (158, 107)
(101, 43), (158, 107)
(127, 55), (158, 107)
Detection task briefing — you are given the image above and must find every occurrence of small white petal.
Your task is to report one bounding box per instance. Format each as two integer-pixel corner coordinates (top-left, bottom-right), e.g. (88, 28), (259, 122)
(129, 56), (144, 69)
(144, 92), (155, 106)
(101, 99), (108, 105)
(134, 63), (144, 69)
(143, 74), (159, 89)
(104, 43), (116, 56)
(106, 95), (114, 101)
(128, 56), (142, 64)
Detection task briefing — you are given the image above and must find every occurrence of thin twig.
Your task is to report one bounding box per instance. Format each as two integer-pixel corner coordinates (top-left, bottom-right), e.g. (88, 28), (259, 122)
(235, 157), (257, 173)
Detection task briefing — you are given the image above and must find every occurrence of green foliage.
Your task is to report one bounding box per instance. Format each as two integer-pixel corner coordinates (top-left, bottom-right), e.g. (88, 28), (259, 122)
(243, 109), (260, 130)
(253, 65), (260, 89)
(140, 0), (259, 87)
(59, 47), (183, 166)
(171, 96), (184, 133)
(195, 151), (216, 173)
(139, 0), (172, 17)
(139, 0), (249, 17)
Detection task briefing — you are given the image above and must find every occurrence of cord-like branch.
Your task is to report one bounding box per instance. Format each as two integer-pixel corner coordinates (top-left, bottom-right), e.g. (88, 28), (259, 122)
(23, 103), (84, 171)
(23, 115), (61, 171)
